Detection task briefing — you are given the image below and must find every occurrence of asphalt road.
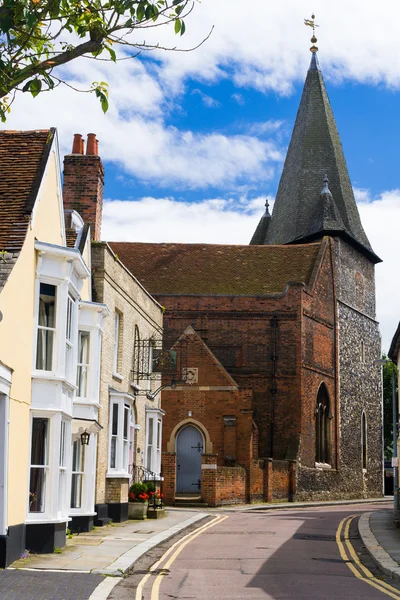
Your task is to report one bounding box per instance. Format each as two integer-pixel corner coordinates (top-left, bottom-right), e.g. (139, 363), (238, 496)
(127, 503), (400, 600)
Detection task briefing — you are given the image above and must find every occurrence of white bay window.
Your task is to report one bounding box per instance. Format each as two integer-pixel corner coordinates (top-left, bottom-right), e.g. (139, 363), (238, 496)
(108, 392), (135, 476)
(145, 408), (165, 477)
(77, 331), (90, 398)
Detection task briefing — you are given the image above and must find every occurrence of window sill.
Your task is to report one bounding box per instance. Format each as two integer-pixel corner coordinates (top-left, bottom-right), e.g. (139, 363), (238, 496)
(314, 462), (332, 470)
(106, 472), (131, 479)
(25, 516), (71, 525)
(112, 372), (124, 382)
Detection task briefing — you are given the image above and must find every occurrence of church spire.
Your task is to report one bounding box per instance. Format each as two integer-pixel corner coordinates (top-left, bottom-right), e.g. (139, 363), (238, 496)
(250, 40), (380, 263)
(250, 199), (271, 245)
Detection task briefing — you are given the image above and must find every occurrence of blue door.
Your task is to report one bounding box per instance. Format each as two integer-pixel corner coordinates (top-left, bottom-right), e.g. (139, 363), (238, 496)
(176, 426), (203, 494)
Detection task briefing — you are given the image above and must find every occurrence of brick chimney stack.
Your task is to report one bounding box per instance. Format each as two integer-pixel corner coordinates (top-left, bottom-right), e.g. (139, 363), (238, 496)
(63, 133), (104, 241)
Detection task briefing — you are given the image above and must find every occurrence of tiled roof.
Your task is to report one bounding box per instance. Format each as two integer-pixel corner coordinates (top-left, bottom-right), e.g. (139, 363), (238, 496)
(109, 242), (322, 296)
(257, 54), (380, 264)
(0, 129), (55, 251)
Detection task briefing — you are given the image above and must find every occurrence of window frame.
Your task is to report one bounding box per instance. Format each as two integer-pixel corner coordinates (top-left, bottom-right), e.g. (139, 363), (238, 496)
(113, 311), (123, 377)
(76, 330), (91, 398)
(315, 383), (332, 467)
(107, 393), (134, 477)
(145, 409), (164, 476)
(29, 417), (50, 514)
(35, 282), (57, 373)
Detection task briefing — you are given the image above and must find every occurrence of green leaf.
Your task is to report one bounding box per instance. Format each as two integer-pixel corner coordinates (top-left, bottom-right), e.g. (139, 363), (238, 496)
(22, 80), (34, 93)
(137, 3), (145, 21)
(30, 78), (42, 97)
(180, 20), (185, 35)
(106, 46), (116, 62)
(174, 18), (181, 34)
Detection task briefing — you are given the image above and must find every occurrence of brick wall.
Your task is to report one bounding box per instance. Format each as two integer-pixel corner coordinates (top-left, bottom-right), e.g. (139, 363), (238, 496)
(63, 135), (104, 242)
(106, 478), (129, 503)
(91, 243), (163, 506)
(162, 452), (176, 504)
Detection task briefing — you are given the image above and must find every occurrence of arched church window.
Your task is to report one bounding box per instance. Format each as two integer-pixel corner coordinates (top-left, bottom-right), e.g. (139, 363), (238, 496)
(315, 383), (331, 465)
(362, 412), (367, 470)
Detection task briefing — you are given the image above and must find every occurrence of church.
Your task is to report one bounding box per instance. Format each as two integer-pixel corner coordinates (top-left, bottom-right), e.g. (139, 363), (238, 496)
(111, 45), (383, 505)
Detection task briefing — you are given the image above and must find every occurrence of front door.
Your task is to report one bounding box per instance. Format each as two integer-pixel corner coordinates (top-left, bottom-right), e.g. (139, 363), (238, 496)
(176, 426), (203, 494)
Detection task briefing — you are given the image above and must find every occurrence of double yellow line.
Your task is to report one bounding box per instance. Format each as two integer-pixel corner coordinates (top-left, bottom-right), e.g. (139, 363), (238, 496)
(336, 515), (400, 599)
(135, 514), (228, 600)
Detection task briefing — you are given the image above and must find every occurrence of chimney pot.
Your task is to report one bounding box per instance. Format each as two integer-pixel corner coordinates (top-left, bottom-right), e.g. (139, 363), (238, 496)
(72, 133), (83, 154)
(86, 133), (97, 156)
(80, 138), (85, 154)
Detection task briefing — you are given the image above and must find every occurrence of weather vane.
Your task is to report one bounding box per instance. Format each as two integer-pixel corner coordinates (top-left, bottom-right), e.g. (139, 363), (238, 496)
(304, 13), (319, 53)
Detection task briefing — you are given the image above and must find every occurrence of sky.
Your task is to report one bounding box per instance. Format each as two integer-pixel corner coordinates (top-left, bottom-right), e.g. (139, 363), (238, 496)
(5, 0), (400, 351)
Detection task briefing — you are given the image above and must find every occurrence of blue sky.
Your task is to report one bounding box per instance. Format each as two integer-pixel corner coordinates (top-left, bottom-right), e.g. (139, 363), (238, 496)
(6, 0), (400, 350)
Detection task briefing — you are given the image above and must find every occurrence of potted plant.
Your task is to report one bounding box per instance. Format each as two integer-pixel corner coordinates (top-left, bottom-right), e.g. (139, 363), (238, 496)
(128, 482), (149, 520)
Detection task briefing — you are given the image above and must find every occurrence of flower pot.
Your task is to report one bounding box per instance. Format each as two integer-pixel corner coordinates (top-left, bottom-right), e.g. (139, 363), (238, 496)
(128, 502), (148, 520)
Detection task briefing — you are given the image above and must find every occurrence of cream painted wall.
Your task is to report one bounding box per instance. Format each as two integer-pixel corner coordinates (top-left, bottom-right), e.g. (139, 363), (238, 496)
(0, 144), (65, 527)
(32, 150), (64, 246)
(0, 230), (35, 526)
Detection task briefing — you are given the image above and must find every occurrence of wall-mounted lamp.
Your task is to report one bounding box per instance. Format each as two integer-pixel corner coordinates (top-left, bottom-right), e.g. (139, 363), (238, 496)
(80, 431), (91, 446)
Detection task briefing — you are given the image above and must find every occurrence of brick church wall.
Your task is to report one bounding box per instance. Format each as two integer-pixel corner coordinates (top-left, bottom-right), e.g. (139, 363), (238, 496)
(158, 287), (305, 463)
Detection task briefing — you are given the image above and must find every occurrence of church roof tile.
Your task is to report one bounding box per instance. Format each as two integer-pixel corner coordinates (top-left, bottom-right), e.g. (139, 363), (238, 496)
(109, 241), (322, 296)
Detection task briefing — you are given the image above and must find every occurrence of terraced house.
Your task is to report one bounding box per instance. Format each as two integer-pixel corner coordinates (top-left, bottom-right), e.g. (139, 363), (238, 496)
(0, 129), (107, 566)
(62, 135), (164, 527)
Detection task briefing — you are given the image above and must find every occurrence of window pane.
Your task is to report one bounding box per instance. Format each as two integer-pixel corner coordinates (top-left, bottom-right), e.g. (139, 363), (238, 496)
(148, 418), (154, 446)
(71, 474), (82, 509)
(110, 437), (117, 469)
(147, 445), (152, 472)
(66, 295), (74, 341)
(123, 405), (129, 439)
(123, 440), (128, 470)
(77, 366), (88, 397)
(29, 468), (46, 512)
(72, 439), (80, 471)
(36, 329), (54, 370)
(112, 404), (118, 436)
(78, 331), (90, 365)
(38, 284), (56, 328)
(157, 420), (161, 450)
(59, 421), (66, 467)
(31, 418), (48, 465)
(114, 313), (120, 372)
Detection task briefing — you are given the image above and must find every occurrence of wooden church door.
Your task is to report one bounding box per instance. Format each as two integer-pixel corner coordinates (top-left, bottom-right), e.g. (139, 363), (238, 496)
(176, 426), (203, 494)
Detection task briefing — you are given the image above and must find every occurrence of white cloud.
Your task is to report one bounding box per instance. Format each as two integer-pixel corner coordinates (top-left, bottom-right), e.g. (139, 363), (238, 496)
(358, 189), (400, 353)
(103, 189), (400, 352)
(191, 88), (221, 108)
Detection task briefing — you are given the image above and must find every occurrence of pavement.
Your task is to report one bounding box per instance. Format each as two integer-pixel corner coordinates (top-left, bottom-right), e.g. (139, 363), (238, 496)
(359, 506), (400, 581)
(0, 497), (398, 600)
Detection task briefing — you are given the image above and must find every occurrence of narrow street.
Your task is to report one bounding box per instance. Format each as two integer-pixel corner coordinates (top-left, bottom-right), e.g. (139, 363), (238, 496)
(115, 503), (400, 600)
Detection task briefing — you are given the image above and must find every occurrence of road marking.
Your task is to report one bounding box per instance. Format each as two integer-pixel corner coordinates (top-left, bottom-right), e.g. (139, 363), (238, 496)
(135, 515), (228, 600)
(149, 514), (228, 600)
(336, 515), (400, 599)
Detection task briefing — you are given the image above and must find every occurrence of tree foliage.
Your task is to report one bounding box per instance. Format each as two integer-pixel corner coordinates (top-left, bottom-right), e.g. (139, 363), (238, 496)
(0, 0), (203, 120)
(383, 356), (399, 459)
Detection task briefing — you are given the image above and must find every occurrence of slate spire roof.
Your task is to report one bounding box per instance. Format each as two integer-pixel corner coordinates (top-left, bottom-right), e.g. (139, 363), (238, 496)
(250, 53), (380, 264)
(249, 199), (271, 245)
